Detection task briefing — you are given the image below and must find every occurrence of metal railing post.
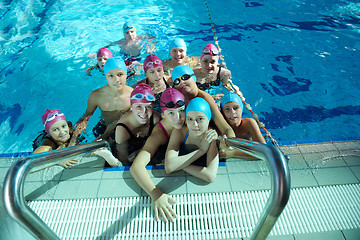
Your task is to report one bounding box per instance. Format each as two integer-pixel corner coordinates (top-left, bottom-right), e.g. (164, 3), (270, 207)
(224, 137), (290, 240)
(2, 140), (109, 240)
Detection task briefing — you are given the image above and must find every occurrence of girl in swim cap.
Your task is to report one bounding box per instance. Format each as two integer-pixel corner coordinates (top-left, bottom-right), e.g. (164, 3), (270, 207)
(130, 88), (186, 222)
(171, 65), (236, 139)
(219, 92), (266, 159)
(162, 38), (200, 76)
(194, 43), (242, 100)
(86, 47), (113, 76)
(114, 83), (161, 166)
(132, 54), (172, 113)
(165, 97), (219, 183)
(33, 109), (123, 168)
(33, 109), (79, 168)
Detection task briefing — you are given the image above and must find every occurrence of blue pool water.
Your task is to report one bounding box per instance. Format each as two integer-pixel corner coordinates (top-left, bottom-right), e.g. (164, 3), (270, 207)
(0, 0), (359, 153)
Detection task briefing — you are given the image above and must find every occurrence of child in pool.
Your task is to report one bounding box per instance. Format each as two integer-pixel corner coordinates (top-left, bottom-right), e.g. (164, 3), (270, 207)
(162, 38), (200, 76)
(219, 92), (266, 158)
(33, 109), (121, 168)
(194, 44), (242, 100)
(75, 57), (133, 139)
(107, 22), (156, 60)
(132, 54), (172, 113)
(171, 65), (236, 139)
(165, 97), (219, 182)
(86, 47), (113, 76)
(114, 83), (161, 166)
(130, 88), (186, 222)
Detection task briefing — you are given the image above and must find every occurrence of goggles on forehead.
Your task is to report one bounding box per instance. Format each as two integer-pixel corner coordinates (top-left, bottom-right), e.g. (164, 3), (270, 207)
(161, 99), (186, 109)
(43, 112), (64, 127)
(173, 73), (195, 86)
(202, 48), (219, 55)
(145, 60), (162, 69)
(130, 93), (156, 102)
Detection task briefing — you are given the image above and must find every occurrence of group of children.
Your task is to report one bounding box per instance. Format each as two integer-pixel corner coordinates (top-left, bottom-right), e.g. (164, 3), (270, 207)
(33, 22), (266, 222)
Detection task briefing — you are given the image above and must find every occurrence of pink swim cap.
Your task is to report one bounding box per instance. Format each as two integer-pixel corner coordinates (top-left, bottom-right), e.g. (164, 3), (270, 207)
(97, 47), (113, 58)
(200, 44), (219, 60)
(143, 54), (163, 73)
(42, 109), (67, 133)
(160, 88), (185, 112)
(130, 83), (155, 105)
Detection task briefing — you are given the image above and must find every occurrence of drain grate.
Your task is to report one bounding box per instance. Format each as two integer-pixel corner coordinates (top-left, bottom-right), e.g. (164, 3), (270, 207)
(28, 184), (360, 239)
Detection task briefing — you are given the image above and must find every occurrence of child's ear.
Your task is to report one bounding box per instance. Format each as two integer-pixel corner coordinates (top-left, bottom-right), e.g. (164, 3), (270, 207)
(161, 112), (164, 118)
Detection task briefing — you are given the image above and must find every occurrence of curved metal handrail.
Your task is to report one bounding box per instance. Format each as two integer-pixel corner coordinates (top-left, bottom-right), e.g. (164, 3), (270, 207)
(224, 137), (291, 240)
(2, 140), (109, 240)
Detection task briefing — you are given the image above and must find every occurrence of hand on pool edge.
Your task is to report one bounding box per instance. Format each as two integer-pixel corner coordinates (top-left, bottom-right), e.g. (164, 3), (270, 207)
(153, 193), (177, 223)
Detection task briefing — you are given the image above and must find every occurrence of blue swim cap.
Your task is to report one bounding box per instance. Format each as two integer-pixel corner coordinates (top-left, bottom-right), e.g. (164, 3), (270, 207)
(104, 57), (127, 75)
(123, 22), (136, 33)
(169, 38), (187, 52)
(172, 65), (197, 82)
(220, 92), (244, 110)
(186, 97), (212, 122)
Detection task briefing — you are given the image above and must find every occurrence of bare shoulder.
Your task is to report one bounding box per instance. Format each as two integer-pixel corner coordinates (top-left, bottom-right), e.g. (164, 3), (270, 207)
(242, 118), (258, 129)
(153, 111), (161, 123)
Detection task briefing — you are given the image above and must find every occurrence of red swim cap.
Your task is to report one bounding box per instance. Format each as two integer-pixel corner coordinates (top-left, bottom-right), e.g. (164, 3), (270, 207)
(97, 47), (113, 58)
(42, 109), (67, 133)
(143, 54), (163, 73)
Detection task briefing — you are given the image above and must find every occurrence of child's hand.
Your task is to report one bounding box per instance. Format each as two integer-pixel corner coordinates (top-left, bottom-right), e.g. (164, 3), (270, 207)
(58, 159), (78, 169)
(212, 93), (224, 100)
(153, 193), (177, 223)
(199, 129), (218, 153)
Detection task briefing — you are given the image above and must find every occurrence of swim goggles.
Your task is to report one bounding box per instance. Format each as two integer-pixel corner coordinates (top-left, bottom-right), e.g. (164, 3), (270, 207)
(43, 111), (64, 127)
(173, 74), (195, 86)
(160, 99), (186, 109)
(123, 25), (136, 33)
(202, 48), (219, 56)
(130, 93), (155, 102)
(145, 60), (162, 69)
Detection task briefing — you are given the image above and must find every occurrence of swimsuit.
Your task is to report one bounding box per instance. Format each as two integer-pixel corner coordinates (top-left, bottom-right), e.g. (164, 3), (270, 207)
(145, 77), (170, 113)
(196, 67), (222, 91)
(114, 115), (155, 156)
(157, 121), (169, 140)
(179, 131), (207, 167)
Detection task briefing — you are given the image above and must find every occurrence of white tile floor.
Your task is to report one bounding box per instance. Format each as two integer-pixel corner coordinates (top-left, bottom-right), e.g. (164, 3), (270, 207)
(1, 140), (359, 239)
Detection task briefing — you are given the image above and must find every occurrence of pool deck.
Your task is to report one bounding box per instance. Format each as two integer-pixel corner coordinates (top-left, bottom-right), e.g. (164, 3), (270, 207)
(1, 140), (359, 239)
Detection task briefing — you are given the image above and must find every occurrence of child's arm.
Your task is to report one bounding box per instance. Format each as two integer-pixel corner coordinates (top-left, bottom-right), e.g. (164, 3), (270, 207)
(165, 128), (207, 174)
(115, 124), (131, 166)
(246, 118), (266, 144)
(183, 139), (219, 183)
(131, 133), (176, 222)
(74, 91), (98, 135)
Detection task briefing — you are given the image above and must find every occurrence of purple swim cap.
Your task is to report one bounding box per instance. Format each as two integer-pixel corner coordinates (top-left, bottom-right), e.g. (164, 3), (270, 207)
(130, 83), (155, 105)
(42, 109), (67, 133)
(97, 47), (113, 58)
(160, 88), (185, 112)
(200, 44), (219, 60)
(143, 54), (163, 73)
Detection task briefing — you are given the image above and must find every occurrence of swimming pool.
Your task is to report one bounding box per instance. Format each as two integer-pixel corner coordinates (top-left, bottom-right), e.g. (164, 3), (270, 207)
(0, 0), (359, 154)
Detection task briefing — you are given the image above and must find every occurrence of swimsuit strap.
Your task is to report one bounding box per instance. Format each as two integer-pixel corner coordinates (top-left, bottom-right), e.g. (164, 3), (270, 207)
(116, 123), (135, 138)
(183, 130), (189, 144)
(163, 77), (170, 88)
(216, 66), (222, 82)
(157, 121), (169, 140)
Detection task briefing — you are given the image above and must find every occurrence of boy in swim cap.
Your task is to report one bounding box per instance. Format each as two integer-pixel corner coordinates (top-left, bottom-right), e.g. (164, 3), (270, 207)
(86, 47), (113, 76)
(133, 54), (172, 113)
(171, 65), (236, 139)
(75, 57), (133, 140)
(220, 92), (266, 158)
(162, 38), (200, 76)
(114, 83), (161, 166)
(130, 88), (186, 223)
(165, 97), (219, 181)
(194, 43), (242, 100)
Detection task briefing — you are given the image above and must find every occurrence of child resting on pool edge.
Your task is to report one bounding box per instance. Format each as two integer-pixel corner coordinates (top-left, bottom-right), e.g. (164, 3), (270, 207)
(33, 109), (121, 168)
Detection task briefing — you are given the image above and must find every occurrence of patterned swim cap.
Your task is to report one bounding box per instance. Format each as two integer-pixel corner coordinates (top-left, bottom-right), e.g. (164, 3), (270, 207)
(160, 88), (185, 112)
(130, 83), (155, 105)
(143, 54), (163, 73)
(42, 109), (67, 133)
